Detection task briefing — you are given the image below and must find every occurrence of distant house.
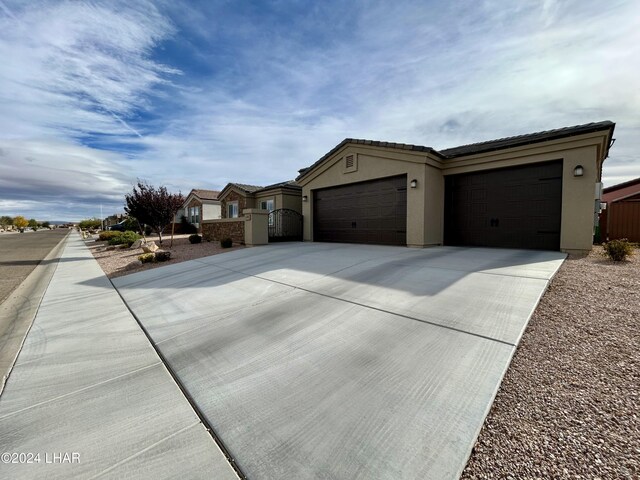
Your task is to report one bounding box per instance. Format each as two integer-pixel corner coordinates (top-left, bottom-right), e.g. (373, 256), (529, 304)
(178, 189), (221, 232)
(599, 177), (640, 242)
(104, 213), (125, 228)
(218, 181), (302, 218)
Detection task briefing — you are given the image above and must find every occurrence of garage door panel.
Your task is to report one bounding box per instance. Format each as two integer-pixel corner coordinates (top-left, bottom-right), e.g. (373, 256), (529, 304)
(314, 175), (407, 246)
(445, 161), (562, 250)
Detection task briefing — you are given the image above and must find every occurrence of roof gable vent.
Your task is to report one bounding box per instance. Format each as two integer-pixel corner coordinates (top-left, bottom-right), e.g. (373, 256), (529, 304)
(344, 154), (357, 173)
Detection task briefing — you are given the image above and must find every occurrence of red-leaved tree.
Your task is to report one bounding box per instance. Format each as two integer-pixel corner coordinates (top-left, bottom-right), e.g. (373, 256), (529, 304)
(124, 181), (184, 244)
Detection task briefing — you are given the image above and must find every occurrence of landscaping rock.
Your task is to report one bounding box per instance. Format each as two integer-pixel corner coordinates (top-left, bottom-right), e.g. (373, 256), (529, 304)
(125, 260), (142, 270)
(130, 239), (145, 249)
(142, 242), (159, 253)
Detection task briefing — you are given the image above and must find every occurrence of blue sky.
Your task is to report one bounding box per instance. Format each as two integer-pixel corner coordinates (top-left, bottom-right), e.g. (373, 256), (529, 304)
(0, 0), (638, 221)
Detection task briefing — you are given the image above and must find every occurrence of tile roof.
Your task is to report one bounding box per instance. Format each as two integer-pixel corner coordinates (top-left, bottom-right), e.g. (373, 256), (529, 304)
(297, 139), (441, 179)
(191, 189), (220, 200)
(439, 121), (615, 158)
(296, 121), (615, 180)
(228, 183), (264, 193)
(256, 180), (301, 192)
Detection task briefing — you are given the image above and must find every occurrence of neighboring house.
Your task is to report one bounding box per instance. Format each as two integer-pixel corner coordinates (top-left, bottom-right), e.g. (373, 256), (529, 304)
(179, 189), (221, 232)
(599, 177), (640, 242)
(296, 121), (615, 254)
(104, 213), (125, 228)
(218, 181), (302, 218)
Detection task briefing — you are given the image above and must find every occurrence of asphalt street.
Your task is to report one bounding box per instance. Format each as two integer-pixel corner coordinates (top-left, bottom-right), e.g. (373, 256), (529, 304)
(0, 229), (69, 304)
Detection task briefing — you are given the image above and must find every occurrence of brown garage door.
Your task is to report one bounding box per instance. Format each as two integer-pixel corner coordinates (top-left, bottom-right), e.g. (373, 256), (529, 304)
(313, 175), (407, 245)
(444, 161), (563, 250)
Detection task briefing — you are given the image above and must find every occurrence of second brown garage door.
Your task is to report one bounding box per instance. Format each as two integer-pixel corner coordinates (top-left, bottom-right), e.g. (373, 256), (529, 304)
(313, 175), (407, 245)
(444, 161), (563, 250)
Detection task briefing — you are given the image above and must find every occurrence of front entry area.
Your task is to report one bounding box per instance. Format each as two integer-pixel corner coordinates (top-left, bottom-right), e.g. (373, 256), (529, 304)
(444, 161), (563, 250)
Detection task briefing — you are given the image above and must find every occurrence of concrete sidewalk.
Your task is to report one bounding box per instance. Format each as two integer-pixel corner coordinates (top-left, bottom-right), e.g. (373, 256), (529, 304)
(0, 233), (237, 479)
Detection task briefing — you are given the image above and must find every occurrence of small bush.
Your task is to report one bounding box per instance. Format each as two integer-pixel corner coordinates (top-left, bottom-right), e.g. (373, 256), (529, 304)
(220, 237), (232, 248)
(144, 225), (153, 236)
(99, 231), (121, 241)
(108, 230), (142, 247)
(180, 215), (198, 234)
(138, 253), (155, 264)
(189, 234), (202, 244)
(602, 238), (634, 261)
(155, 251), (171, 262)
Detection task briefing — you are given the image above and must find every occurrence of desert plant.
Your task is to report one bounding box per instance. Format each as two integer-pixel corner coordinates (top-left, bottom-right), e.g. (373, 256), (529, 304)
(98, 231), (121, 241)
(124, 181), (184, 244)
(189, 234), (202, 244)
(108, 231), (142, 247)
(155, 251), (171, 262)
(220, 237), (232, 248)
(0, 216), (12, 228)
(138, 253), (156, 264)
(78, 218), (102, 230)
(13, 215), (28, 231)
(602, 238), (634, 261)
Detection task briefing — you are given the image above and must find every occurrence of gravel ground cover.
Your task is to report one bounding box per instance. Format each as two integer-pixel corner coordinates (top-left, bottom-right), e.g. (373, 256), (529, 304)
(87, 233), (245, 278)
(462, 246), (639, 479)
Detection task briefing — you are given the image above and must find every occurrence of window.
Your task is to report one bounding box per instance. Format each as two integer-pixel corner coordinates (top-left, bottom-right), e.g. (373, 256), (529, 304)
(189, 206), (200, 224)
(260, 199), (275, 212)
(228, 201), (239, 218)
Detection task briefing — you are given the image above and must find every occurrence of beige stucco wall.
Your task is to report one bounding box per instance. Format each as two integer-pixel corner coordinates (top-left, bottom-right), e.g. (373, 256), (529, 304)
(202, 202), (221, 220)
(281, 192), (303, 213)
(254, 189), (302, 213)
(243, 209), (269, 246)
(297, 130), (609, 253)
(298, 146), (443, 247)
(442, 134), (606, 254)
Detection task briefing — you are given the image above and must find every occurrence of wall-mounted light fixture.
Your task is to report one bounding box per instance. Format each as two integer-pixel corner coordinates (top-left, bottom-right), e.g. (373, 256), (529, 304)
(302, 195), (308, 202)
(573, 165), (584, 177)
(410, 179), (418, 188)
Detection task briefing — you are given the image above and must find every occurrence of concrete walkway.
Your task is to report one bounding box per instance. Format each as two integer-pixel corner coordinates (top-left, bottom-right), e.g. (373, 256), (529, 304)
(0, 233), (237, 479)
(114, 242), (566, 480)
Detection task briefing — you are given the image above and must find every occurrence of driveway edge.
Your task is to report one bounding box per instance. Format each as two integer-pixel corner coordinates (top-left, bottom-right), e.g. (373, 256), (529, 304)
(109, 277), (247, 480)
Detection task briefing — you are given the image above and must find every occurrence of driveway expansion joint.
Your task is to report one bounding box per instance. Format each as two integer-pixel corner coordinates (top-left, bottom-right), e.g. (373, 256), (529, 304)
(194, 261), (518, 348)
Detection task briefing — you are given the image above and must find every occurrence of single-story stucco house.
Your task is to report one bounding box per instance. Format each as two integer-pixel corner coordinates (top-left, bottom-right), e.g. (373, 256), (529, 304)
(218, 181), (302, 218)
(177, 189), (221, 232)
(296, 121), (615, 254)
(599, 177), (640, 242)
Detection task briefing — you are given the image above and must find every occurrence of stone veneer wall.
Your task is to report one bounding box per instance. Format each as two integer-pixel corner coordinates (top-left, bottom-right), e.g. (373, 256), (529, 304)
(202, 219), (245, 245)
(221, 191), (249, 218)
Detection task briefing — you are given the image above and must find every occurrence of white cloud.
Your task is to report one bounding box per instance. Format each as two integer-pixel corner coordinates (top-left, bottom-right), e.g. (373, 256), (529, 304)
(0, 0), (176, 140)
(0, 0), (639, 221)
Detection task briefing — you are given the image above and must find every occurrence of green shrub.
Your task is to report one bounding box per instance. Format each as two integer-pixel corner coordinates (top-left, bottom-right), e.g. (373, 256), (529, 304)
(155, 251), (171, 262)
(602, 238), (634, 261)
(99, 231), (121, 241)
(220, 237), (232, 248)
(108, 230), (142, 247)
(189, 234), (202, 244)
(180, 215), (198, 234)
(138, 253), (155, 264)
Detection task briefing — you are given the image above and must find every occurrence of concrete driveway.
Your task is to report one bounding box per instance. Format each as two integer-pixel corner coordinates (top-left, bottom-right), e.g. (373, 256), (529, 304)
(114, 243), (565, 480)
